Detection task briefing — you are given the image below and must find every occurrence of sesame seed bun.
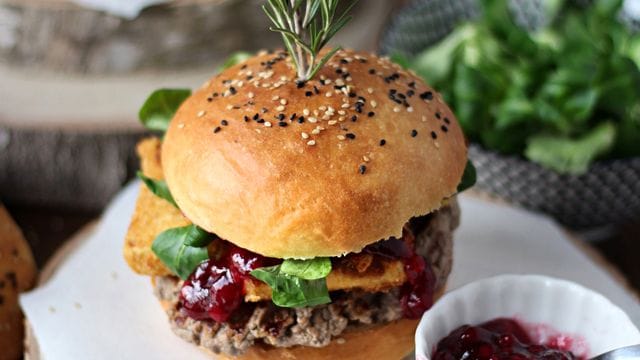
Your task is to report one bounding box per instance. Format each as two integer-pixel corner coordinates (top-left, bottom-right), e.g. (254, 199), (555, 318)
(162, 49), (467, 259)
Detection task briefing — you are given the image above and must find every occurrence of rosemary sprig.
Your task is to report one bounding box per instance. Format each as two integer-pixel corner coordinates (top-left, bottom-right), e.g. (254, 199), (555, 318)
(263, 0), (357, 82)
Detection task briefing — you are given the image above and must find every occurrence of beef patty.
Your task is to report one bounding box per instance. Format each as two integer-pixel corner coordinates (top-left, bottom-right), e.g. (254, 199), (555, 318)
(154, 199), (459, 356)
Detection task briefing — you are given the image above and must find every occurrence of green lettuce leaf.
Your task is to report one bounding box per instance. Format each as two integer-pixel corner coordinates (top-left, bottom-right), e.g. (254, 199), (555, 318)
(219, 51), (253, 71)
(136, 171), (177, 207)
(525, 122), (616, 174)
(151, 225), (212, 280)
(457, 160), (477, 193)
(138, 89), (191, 133)
(251, 258), (332, 308)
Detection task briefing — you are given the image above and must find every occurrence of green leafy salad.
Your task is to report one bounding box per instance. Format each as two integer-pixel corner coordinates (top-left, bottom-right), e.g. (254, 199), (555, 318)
(400, 0), (640, 174)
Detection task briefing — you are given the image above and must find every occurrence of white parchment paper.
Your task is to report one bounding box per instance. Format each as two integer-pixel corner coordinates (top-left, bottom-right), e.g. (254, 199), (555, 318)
(20, 182), (640, 359)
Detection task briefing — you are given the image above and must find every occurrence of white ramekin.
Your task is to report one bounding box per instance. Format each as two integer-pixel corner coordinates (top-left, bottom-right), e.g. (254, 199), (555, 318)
(415, 274), (640, 359)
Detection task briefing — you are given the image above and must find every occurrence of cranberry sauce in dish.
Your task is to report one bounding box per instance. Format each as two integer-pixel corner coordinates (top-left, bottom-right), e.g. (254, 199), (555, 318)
(432, 318), (583, 360)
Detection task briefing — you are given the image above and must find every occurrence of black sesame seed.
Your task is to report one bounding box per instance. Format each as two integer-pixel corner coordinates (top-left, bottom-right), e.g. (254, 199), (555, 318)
(368, 68), (376, 74)
(253, 113), (260, 120)
(278, 121), (287, 127)
(336, 68), (343, 74)
(349, 92), (357, 98)
(206, 97), (213, 102)
(444, 117), (451, 124)
(213, 92), (219, 97)
(221, 120), (228, 126)
(379, 139), (386, 146)
(313, 86), (320, 94)
(398, 93), (406, 99)
(431, 131), (437, 139)
(420, 91), (434, 100)
(290, 113), (297, 120)
(277, 113), (285, 120)
(319, 79), (326, 85)
(342, 72), (350, 79)
(305, 91), (313, 97)
(359, 165), (367, 174)
(298, 116), (305, 123)
(407, 90), (415, 97)
(435, 112), (441, 119)
(351, 115), (358, 122)
(296, 80), (306, 88)
(0, 294), (3, 306)
(368, 111), (375, 117)
(411, 129), (418, 137)
(241, 64), (247, 70)
(346, 133), (356, 139)
(441, 125), (448, 132)
(257, 119), (265, 123)
(340, 59), (349, 64)
(244, 115), (250, 122)
(213, 126), (221, 133)
(229, 87), (237, 95)
(408, 81), (416, 88)
(261, 107), (268, 113)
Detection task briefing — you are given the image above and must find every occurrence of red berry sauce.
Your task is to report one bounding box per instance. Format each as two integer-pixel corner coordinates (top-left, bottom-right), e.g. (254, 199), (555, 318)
(179, 242), (278, 323)
(432, 318), (581, 360)
(364, 226), (436, 318)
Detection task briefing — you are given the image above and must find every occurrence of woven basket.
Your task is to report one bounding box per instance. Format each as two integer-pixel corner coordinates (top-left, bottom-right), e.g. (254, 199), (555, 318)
(380, 0), (640, 230)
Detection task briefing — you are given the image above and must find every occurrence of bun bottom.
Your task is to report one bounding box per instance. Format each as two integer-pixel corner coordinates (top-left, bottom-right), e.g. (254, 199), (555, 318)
(218, 318), (419, 360)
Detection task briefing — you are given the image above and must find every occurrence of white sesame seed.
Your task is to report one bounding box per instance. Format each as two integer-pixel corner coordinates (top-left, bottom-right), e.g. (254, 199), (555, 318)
(346, 77), (352, 82)
(367, 87), (374, 94)
(178, 123), (185, 129)
(280, 99), (287, 105)
(328, 120), (338, 125)
(337, 135), (346, 140)
(370, 100), (377, 108)
(276, 105), (285, 111)
(319, 106), (327, 111)
(335, 79), (345, 86)
(301, 132), (309, 139)
(363, 155), (370, 162)
(311, 128), (320, 135)
(325, 92), (332, 97)
(264, 121), (272, 127)
(197, 110), (206, 117)
(247, 92), (255, 98)
(303, 109), (310, 116)
(272, 95), (279, 101)
(226, 105), (233, 110)
(255, 129), (262, 134)
(341, 103), (350, 109)
(338, 110), (346, 115)
(407, 107), (414, 113)
(307, 140), (316, 146)
(325, 79), (332, 84)
(393, 107), (401, 113)
(308, 117), (318, 123)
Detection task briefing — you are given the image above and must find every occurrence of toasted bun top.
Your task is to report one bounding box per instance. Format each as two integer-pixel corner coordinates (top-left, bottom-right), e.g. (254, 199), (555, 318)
(162, 49), (467, 258)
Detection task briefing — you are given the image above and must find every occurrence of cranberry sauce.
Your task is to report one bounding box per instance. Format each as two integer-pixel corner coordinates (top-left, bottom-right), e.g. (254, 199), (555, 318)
(364, 225), (436, 318)
(432, 318), (580, 360)
(179, 241), (278, 323)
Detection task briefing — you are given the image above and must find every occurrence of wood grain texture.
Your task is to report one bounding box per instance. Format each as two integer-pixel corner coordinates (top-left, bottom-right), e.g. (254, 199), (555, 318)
(0, 127), (144, 209)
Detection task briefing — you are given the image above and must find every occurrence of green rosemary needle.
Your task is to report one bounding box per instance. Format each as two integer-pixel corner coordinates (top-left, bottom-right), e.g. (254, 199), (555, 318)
(263, 0), (357, 82)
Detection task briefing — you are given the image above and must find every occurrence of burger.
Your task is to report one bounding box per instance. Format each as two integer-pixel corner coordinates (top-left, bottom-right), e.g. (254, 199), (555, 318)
(123, 47), (471, 359)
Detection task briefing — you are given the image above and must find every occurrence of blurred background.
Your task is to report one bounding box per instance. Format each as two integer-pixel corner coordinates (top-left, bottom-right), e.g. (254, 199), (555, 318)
(1, 0), (639, 290)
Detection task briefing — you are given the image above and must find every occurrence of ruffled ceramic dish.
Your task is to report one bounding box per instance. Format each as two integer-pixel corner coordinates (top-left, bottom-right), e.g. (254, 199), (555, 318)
(415, 274), (640, 360)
